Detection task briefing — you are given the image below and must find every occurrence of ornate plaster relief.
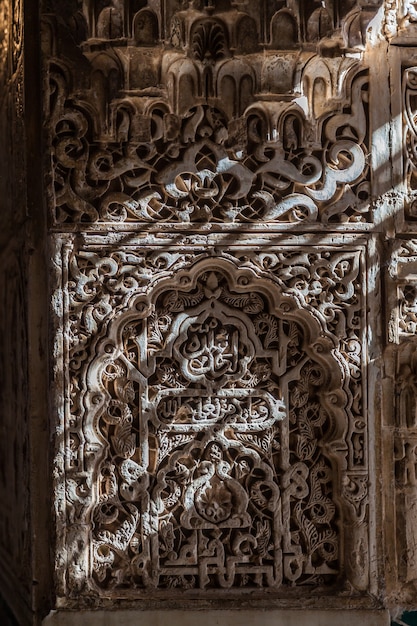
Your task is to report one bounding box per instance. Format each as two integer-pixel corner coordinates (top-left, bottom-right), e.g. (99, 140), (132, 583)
(37, 0), (410, 617)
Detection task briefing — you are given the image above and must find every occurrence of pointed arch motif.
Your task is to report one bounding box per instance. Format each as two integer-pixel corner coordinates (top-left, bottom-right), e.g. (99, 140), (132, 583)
(65, 254), (366, 595)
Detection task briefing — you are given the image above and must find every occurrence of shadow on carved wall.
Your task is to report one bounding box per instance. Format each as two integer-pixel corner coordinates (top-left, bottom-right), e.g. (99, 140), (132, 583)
(24, 0), (417, 614)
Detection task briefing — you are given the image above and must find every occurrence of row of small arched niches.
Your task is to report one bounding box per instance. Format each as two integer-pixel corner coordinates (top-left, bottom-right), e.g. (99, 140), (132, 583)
(66, 2), (379, 52)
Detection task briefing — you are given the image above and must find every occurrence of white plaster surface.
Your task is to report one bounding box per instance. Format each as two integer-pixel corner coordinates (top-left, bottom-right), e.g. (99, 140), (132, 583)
(43, 609), (390, 626)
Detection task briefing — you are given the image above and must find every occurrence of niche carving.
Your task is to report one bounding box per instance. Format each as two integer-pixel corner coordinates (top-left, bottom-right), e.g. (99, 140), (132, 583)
(56, 243), (369, 601)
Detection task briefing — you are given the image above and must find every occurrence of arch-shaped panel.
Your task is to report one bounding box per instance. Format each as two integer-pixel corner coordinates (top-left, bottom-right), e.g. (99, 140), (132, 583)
(306, 7), (332, 42)
(270, 10), (298, 49)
(78, 255), (360, 595)
(342, 5), (376, 50)
(302, 58), (333, 122)
(235, 15), (259, 54)
(312, 77), (329, 119)
(166, 58), (200, 116)
(132, 8), (159, 46)
(239, 75), (254, 116)
(216, 58), (256, 117)
(97, 5), (123, 39)
(281, 112), (303, 151)
(219, 74), (236, 119)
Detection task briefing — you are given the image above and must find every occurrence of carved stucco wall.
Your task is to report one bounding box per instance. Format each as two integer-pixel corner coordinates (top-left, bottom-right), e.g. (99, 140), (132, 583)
(44, 0), (383, 611)
(8, 0), (417, 624)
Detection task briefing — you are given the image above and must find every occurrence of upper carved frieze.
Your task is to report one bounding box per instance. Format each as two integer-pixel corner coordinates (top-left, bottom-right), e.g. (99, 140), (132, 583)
(41, 1), (383, 230)
(46, 61), (371, 227)
(43, 1), (383, 50)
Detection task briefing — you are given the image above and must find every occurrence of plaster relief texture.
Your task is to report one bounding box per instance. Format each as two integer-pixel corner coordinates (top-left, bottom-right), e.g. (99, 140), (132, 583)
(27, 0), (417, 623)
(54, 236), (368, 600)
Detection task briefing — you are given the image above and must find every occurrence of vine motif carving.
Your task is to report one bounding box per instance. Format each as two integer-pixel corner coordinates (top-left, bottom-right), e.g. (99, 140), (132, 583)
(394, 345), (417, 590)
(59, 242), (368, 596)
(388, 241), (417, 592)
(384, 231), (417, 602)
(395, 433), (417, 583)
(399, 283), (417, 335)
(49, 70), (370, 226)
(44, 0), (374, 229)
(389, 241), (417, 340)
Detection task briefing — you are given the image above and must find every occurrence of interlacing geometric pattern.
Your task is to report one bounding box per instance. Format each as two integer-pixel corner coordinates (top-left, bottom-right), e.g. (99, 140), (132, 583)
(50, 78), (370, 225)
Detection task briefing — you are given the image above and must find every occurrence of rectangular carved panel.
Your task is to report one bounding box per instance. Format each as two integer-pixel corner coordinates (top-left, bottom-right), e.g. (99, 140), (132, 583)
(386, 238), (417, 604)
(52, 234), (372, 605)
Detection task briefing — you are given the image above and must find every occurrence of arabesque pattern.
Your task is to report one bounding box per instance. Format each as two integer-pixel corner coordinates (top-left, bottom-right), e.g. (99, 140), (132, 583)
(57, 240), (369, 598)
(43, 0), (377, 228)
(44, 0), (380, 608)
(49, 73), (370, 225)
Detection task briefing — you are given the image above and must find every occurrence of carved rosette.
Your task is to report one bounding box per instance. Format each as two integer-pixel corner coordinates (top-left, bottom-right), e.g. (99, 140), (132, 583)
(54, 237), (369, 599)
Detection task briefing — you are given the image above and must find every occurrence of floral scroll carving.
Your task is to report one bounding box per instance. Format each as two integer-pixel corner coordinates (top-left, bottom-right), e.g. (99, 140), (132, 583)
(395, 344), (417, 592)
(49, 87), (370, 226)
(403, 68), (417, 220)
(390, 241), (417, 597)
(389, 241), (417, 340)
(395, 67), (417, 224)
(44, 0), (375, 228)
(56, 241), (369, 599)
